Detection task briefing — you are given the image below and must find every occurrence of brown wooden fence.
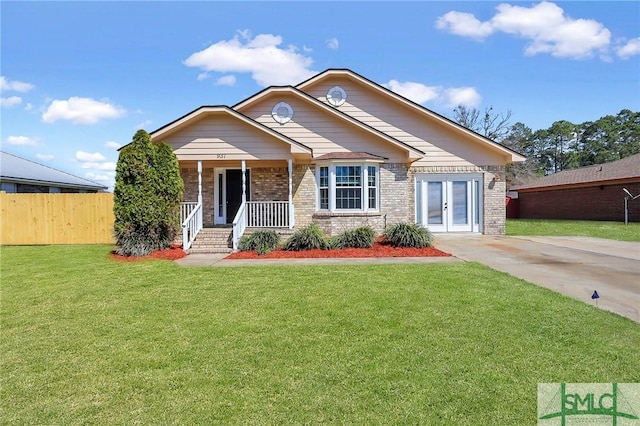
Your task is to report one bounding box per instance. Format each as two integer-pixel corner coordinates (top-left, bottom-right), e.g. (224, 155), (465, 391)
(0, 192), (115, 245)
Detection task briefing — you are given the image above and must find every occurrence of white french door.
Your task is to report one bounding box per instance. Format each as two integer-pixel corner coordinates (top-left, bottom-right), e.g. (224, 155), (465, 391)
(416, 174), (482, 233)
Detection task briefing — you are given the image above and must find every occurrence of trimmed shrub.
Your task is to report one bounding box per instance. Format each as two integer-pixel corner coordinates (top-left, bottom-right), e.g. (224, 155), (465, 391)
(382, 223), (433, 248)
(113, 129), (183, 256)
(239, 230), (281, 255)
(329, 226), (376, 249)
(283, 222), (329, 251)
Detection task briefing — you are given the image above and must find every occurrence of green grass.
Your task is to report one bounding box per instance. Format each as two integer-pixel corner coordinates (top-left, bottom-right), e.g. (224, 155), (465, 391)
(2, 245), (639, 424)
(507, 219), (640, 241)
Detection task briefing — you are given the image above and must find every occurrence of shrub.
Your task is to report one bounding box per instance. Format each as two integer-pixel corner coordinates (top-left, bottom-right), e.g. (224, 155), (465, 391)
(329, 226), (376, 249)
(382, 223), (433, 248)
(113, 129), (183, 256)
(239, 230), (281, 255)
(283, 223), (329, 251)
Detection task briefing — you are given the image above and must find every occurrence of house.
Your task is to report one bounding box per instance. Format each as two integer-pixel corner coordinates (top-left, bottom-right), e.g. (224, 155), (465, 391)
(510, 153), (640, 222)
(149, 69), (525, 250)
(0, 151), (107, 193)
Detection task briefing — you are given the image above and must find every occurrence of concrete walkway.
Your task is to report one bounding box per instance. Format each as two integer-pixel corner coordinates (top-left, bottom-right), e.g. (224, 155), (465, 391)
(434, 235), (640, 323)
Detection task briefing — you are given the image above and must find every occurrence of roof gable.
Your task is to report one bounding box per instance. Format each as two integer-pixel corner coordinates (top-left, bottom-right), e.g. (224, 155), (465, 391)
(233, 86), (424, 160)
(149, 106), (312, 156)
(297, 69), (525, 163)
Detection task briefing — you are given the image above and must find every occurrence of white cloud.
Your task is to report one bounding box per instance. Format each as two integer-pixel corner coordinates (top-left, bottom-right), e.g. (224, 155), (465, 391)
(36, 153), (54, 161)
(85, 172), (115, 182)
(326, 38), (339, 50)
(215, 75), (236, 86)
(6, 135), (38, 146)
(42, 97), (126, 125)
(80, 162), (117, 170)
(436, 1), (611, 60)
(384, 79), (481, 108)
(443, 87), (482, 108)
(0, 76), (35, 93)
(616, 37), (640, 59)
(104, 141), (121, 150)
(76, 151), (106, 162)
(134, 119), (152, 130)
(24, 103), (33, 111)
(0, 96), (22, 107)
(183, 32), (316, 87)
(197, 72), (210, 81)
(436, 11), (494, 39)
(385, 80), (441, 104)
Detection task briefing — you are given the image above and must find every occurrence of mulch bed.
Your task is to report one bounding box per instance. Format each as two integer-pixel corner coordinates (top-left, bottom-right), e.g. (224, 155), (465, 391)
(226, 242), (451, 259)
(110, 245), (187, 262)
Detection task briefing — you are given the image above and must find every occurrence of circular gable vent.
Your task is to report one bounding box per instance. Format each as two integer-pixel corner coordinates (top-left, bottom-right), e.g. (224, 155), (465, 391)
(272, 102), (293, 124)
(327, 86), (347, 107)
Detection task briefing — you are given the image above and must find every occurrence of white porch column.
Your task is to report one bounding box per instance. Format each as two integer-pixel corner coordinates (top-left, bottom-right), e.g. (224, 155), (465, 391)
(241, 160), (246, 203)
(197, 160), (202, 205)
(288, 159), (294, 228)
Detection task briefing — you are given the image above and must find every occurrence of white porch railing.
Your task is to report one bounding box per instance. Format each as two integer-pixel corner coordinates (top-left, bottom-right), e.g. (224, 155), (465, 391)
(181, 202), (202, 251)
(232, 201), (295, 250)
(232, 202), (247, 251)
(247, 201), (291, 228)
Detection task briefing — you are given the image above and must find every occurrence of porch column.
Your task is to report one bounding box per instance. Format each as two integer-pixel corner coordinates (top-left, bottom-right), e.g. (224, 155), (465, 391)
(288, 159), (294, 228)
(197, 160), (202, 205)
(241, 160), (246, 203)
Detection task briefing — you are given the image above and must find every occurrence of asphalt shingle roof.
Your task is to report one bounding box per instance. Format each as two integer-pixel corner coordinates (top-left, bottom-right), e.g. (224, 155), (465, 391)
(513, 153), (640, 191)
(0, 151), (107, 191)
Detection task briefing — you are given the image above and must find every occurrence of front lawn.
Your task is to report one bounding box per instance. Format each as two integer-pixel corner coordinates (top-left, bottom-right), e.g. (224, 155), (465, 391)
(507, 219), (640, 241)
(1, 245), (638, 424)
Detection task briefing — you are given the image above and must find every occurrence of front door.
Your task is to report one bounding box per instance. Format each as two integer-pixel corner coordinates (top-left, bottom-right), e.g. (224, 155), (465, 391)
(225, 169), (250, 224)
(213, 168), (251, 225)
(416, 174), (482, 233)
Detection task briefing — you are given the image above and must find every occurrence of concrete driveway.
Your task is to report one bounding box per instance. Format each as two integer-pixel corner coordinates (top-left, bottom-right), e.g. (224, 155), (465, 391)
(434, 235), (640, 323)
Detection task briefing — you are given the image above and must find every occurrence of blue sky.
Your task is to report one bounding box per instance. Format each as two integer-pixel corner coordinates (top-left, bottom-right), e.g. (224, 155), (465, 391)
(2, 1), (639, 190)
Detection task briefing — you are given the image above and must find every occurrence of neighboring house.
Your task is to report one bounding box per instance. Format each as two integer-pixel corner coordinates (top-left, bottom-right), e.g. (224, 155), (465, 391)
(0, 151), (107, 193)
(150, 69), (524, 249)
(510, 153), (640, 222)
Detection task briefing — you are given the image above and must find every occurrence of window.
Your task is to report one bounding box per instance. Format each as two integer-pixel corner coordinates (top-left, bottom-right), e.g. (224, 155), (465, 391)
(316, 164), (379, 212)
(319, 167), (329, 210)
(368, 166), (377, 209)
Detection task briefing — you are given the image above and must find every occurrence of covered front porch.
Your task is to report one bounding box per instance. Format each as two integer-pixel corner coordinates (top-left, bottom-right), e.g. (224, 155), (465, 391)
(179, 159), (296, 251)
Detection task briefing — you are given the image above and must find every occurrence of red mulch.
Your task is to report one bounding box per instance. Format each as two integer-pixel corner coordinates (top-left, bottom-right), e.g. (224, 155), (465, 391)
(110, 244), (187, 262)
(226, 242), (451, 259)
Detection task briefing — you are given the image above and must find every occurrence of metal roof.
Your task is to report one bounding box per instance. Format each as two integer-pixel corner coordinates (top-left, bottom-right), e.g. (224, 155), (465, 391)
(513, 153), (640, 191)
(0, 151), (107, 190)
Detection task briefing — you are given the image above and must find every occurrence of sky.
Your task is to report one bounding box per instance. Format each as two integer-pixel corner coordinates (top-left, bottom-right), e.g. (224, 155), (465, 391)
(1, 1), (639, 191)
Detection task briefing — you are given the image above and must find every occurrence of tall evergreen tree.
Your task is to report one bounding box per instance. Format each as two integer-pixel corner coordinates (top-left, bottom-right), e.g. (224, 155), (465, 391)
(113, 130), (183, 256)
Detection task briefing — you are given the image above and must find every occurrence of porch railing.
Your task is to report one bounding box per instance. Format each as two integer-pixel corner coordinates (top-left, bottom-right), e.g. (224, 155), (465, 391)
(232, 201), (295, 250)
(232, 202), (247, 251)
(247, 201), (291, 228)
(181, 202), (202, 251)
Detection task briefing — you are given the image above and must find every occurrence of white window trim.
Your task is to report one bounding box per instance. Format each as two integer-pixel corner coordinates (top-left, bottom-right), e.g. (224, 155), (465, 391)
(315, 162), (380, 213)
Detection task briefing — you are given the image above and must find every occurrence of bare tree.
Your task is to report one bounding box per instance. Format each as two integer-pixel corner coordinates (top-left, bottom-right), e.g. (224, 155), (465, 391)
(453, 105), (513, 142)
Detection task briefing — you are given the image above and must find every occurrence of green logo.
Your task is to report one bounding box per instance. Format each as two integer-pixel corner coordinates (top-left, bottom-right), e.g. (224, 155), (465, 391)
(538, 383), (639, 425)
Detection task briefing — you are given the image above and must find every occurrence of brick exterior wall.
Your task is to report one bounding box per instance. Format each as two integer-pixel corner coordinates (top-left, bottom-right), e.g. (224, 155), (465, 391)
(181, 163), (508, 235)
(181, 167), (215, 227)
(517, 182), (640, 222)
(408, 165), (506, 235)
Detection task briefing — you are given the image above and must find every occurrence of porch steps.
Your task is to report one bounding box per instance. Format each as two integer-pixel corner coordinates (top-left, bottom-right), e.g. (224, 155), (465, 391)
(186, 227), (297, 254)
(187, 228), (233, 254)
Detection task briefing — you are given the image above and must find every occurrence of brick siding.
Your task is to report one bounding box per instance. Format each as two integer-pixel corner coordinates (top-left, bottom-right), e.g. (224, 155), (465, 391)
(517, 182), (640, 222)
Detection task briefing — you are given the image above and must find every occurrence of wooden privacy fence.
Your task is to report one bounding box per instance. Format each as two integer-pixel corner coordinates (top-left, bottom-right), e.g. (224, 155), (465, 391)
(0, 192), (115, 245)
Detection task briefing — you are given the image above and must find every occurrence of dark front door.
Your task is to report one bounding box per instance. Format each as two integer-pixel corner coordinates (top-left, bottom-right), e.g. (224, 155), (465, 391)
(226, 169), (250, 224)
